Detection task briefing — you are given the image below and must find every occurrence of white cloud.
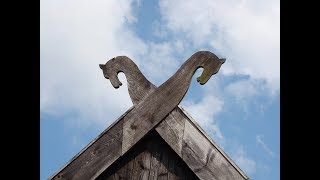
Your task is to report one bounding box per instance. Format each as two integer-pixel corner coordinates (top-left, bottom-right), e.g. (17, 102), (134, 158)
(40, 2), (278, 178)
(224, 79), (259, 118)
(158, 0), (280, 94)
(138, 42), (180, 85)
(40, 0), (190, 127)
(152, 20), (169, 38)
(41, 0), (279, 139)
(224, 78), (278, 118)
(40, 0), (145, 126)
(226, 79), (259, 101)
(181, 95), (224, 144)
(256, 135), (275, 158)
(234, 146), (256, 175)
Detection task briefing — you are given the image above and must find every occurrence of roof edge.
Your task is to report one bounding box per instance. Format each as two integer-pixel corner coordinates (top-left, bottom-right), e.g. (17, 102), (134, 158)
(178, 105), (249, 180)
(48, 106), (134, 180)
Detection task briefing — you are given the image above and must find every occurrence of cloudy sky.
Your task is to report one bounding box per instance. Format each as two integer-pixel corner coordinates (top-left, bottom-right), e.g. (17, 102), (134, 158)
(40, 0), (279, 179)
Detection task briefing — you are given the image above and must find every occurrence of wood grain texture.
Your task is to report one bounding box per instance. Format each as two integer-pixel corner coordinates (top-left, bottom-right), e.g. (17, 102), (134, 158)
(157, 144), (169, 180)
(49, 108), (133, 180)
(181, 114), (247, 180)
(100, 57), (156, 105)
(96, 131), (199, 180)
(155, 107), (186, 157)
(98, 52), (248, 180)
(49, 50), (247, 179)
(158, 107), (249, 180)
(149, 135), (162, 180)
(52, 120), (122, 180)
(100, 55), (187, 157)
(50, 106), (248, 180)
(119, 51), (225, 155)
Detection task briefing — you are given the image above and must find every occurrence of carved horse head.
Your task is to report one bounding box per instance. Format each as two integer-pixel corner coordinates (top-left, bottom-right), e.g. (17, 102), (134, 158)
(99, 57), (124, 89)
(196, 52), (226, 85)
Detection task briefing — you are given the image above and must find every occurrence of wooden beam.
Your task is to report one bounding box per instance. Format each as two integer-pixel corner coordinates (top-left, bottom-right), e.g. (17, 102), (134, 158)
(180, 107), (249, 180)
(155, 107), (185, 156)
(50, 51), (248, 179)
(99, 53), (247, 179)
(49, 108), (132, 180)
(156, 107), (249, 180)
(49, 106), (248, 180)
(121, 51), (225, 154)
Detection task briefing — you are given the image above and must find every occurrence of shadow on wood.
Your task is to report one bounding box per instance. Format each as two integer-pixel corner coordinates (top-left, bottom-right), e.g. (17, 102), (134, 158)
(96, 130), (199, 180)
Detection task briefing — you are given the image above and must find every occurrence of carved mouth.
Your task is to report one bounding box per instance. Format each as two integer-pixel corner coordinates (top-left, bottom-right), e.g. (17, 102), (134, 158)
(197, 68), (213, 85)
(111, 82), (122, 89)
(196, 76), (208, 85)
(109, 75), (122, 89)
(197, 58), (226, 85)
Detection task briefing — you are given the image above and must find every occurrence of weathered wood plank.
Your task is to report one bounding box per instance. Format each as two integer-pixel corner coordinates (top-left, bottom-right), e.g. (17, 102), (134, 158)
(158, 146), (168, 180)
(168, 155), (180, 180)
(49, 108), (133, 180)
(53, 119), (123, 180)
(156, 107), (186, 157)
(121, 51), (225, 155)
(99, 52), (248, 180)
(140, 151), (151, 180)
(100, 57), (155, 106)
(180, 107), (249, 180)
(157, 107), (250, 179)
(126, 156), (134, 179)
(78, 104), (247, 180)
(132, 148), (150, 180)
(181, 119), (246, 180)
(115, 155), (127, 179)
(131, 151), (141, 180)
(105, 174), (115, 180)
(149, 137), (161, 180)
(50, 105), (247, 180)
(96, 131), (198, 180)
(51, 51), (246, 179)
(167, 155), (178, 180)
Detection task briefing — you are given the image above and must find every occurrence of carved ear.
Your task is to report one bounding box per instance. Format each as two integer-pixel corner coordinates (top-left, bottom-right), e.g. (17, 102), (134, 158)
(99, 64), (105, 69)
(220, 58), (226, 64)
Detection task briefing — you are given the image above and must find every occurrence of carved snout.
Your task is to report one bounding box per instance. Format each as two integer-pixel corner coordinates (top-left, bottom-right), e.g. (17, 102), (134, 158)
(197, 58), (226, 85)
(220, 58), (226, 64)
(109, 75), (123, 89)
(197, 75), (210, 85)
(99, 64), (110, 79)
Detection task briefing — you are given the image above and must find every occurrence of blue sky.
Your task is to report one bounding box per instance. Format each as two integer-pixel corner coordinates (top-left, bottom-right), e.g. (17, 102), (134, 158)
(40, 0), (279, 179)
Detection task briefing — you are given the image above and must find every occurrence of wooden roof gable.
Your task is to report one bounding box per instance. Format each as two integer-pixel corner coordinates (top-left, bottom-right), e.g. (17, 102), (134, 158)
(49, 51), (249, 180)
